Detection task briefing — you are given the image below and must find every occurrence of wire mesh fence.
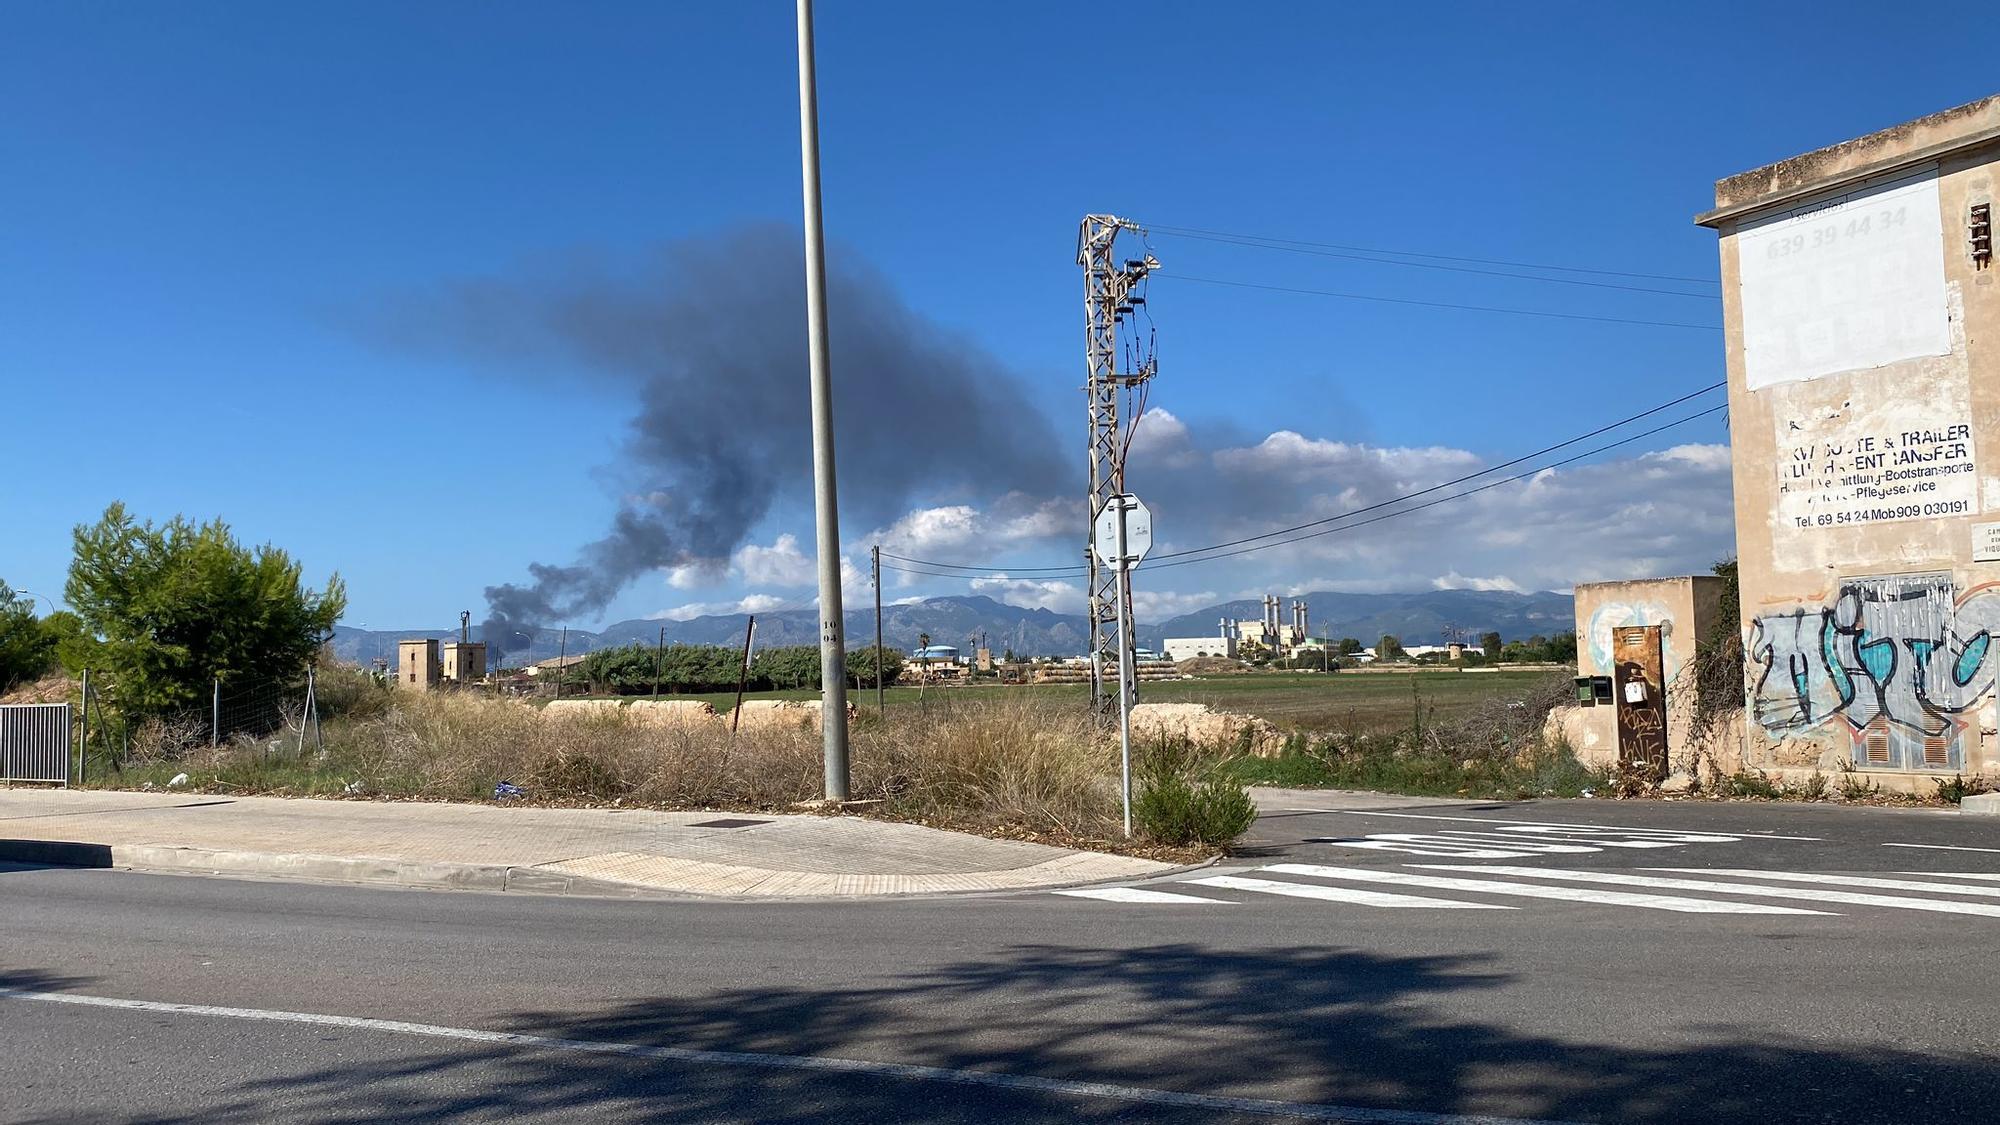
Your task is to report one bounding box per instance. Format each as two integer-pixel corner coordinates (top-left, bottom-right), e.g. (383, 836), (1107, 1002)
(73, 666), (324, 780)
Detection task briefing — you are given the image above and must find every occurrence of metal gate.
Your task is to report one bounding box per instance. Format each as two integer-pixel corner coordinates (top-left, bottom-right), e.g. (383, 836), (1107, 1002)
(0, 703), (71, 784)
(1612, 626), (1667, 780)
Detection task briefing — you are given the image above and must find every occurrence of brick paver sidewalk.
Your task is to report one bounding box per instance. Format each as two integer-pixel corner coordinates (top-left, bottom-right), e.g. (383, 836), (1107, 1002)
(0, 789), (1175, 898)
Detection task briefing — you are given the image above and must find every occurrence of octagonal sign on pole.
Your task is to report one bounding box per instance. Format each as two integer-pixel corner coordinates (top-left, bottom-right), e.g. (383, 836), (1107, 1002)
(1092, 494), (1152, 570)
(1091, 493), (1150, 836)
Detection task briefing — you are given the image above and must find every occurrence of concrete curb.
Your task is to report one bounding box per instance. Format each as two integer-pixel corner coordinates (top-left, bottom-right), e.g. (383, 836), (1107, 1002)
(1961, 792), (2000, 816)
(0, 837), (1205, 902)
(0, 839), (684, 899)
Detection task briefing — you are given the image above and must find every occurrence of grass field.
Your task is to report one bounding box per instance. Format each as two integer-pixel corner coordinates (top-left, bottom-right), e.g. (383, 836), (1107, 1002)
(579, 669), (1563, 735)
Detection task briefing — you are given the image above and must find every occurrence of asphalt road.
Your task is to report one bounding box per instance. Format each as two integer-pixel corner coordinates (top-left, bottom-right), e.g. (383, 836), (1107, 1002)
(5, 796), (1999, 1123)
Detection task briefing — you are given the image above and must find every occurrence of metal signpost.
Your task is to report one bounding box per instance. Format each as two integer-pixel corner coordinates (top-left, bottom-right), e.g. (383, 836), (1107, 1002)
(1091, 493), (1152, 836)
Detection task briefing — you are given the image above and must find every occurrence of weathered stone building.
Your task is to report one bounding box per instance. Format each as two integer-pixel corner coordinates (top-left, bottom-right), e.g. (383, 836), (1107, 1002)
(1698, 94), (2000, 790)
(1557, 576), (1727, 777)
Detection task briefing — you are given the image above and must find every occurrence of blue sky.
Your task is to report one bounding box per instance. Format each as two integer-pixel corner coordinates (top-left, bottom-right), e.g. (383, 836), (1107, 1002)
(1, 2), (1988, 630)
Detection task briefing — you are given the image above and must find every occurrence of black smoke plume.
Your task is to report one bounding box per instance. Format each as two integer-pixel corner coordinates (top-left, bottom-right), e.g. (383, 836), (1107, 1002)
(367, 226), (1065, 662)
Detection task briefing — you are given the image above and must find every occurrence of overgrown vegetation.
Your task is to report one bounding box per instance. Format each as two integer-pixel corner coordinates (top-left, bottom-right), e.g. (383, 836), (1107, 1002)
(1133, 737), (1259, 846)
(1933, 774), (1994, 805)
(93, 676), (1250, 853)
(1229, 673), (1608, 799)
(1685, 556), (1745, 756)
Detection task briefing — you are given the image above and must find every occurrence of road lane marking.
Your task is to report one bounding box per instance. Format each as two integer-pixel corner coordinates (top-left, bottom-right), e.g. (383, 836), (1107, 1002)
(1489, 826), (1736, 846)
(1338, 811), (1819, 841)
(1897, 871), (2000, 880)
(1186, 874), (1513, 909)
(1420, 866), (2000, 918)
(1659, 869), (2000, 898)
(1260, 864), (1829, 915)
(0, 987), (1580, 1125)
(1312, 834), (1595, 858)
(1883, 842), (2000, 854)
(1436, 830), (1694, 850)
(1054, 887), (1231, 904)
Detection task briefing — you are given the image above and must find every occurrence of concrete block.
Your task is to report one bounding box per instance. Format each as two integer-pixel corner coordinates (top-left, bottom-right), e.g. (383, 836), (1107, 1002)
(1961, 792), (2000, 816)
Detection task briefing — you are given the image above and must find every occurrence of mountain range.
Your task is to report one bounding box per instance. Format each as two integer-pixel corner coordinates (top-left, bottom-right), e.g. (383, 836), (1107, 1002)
(327, 589), (1576, 669)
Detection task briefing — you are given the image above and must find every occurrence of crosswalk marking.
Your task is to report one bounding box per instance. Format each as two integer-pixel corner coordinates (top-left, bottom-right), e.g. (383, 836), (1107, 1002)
(1338, 811), (1819, 840)
(1421, 865), (2000, 918)
(1054, 887), (1231, 904)
(1433, 830), (1689, 850)
(1259, 863), (1829, 915)
(1661, 868), (2000, 898)
(1185, 874), (1512, 909)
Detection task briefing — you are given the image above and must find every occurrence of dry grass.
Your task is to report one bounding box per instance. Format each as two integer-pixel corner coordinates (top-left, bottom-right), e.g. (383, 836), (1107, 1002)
(101, 688), (1170, 850)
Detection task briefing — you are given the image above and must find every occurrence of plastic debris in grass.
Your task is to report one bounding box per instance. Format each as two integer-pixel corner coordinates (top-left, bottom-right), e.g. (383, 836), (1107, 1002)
(493, 781), (525, 800)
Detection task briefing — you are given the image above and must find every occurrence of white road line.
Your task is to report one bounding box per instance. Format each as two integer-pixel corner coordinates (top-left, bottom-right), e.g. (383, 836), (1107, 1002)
(1421, 865), (2000, 918)
(1430, 831), (1690, 850)
(1883, 842), (2000, 854)
(1897, 871), (2000, 880)
(1326, 833), (1595, 857)
(1658, 869), (2000, 898)
(1186, 874), (1513, 910)
(1341, 811), (1818, 841)
(1054, 887), (1232, 904)
(0, 988), (1579, 1125)
(1260, 864), (1829, 915)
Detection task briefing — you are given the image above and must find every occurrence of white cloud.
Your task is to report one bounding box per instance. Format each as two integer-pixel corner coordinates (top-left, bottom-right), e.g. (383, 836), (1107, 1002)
(873, 505), (981, 553)
(1644, 443), (1732, 471)
(1432, 572), (1525, 593)
(1126, 408), (1201, 468)
(1131, 588), (1222, 620)
(968, 576), (1084, 613)
(733, 533), (815, 587)
(650, 593), (789, 622)
(1213, 432), (1481, 484)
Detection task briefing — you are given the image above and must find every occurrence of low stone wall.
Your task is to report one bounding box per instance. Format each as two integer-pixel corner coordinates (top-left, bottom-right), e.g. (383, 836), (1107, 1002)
(1128, 702), (1286, 757)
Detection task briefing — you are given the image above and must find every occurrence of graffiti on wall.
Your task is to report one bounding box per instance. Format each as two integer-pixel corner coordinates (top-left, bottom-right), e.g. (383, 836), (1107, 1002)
(1586, 601), (1674, 677)
(1748, 575), (2000, 769)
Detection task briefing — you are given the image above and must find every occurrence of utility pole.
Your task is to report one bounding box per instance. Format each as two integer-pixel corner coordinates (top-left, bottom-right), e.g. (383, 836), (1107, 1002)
(795, 0), (850, 801)
(872, 545), (885, 717)
(730, 615), (758, 735)
(555, 627), (567, 701)
(1078, 215), (1158, 715)
(654, 625), (666, 699)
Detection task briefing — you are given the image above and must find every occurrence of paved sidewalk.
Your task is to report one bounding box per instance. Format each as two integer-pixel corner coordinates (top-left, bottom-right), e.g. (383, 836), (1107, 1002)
(0, 789), (1175, 899)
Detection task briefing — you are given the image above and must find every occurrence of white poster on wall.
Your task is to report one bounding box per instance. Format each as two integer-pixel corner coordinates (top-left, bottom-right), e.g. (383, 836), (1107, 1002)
(1737, 166), (1950, 390)
(1774, 391), (1977, 530)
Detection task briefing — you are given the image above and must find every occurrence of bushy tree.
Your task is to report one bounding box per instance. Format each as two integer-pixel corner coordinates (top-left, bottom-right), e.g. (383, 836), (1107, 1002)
(1480, 631), (1503, 659)
(0, 581), (58, 694)
(753, 645), (823, 690)
(577, 645), (661, 693)
(63, 503), (346, 715)
(1377, 634), (1404, 661)
(846, 645), (905, 689)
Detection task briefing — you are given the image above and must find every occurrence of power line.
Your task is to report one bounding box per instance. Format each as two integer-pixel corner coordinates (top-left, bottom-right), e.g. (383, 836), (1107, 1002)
(883, 378), (1726, 576)
(884, 402), (1723, 582)
(1148, 380), (1726, 561)
(1142, 221), (1721, 287)
(1137, 404), (1728, 574)
(1150, 227), (1720, 300)
(1158, 273), (1723, 331)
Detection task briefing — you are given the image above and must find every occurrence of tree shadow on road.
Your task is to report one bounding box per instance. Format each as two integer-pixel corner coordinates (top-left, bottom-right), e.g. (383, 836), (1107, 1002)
(33, 944), (2000, 1124)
